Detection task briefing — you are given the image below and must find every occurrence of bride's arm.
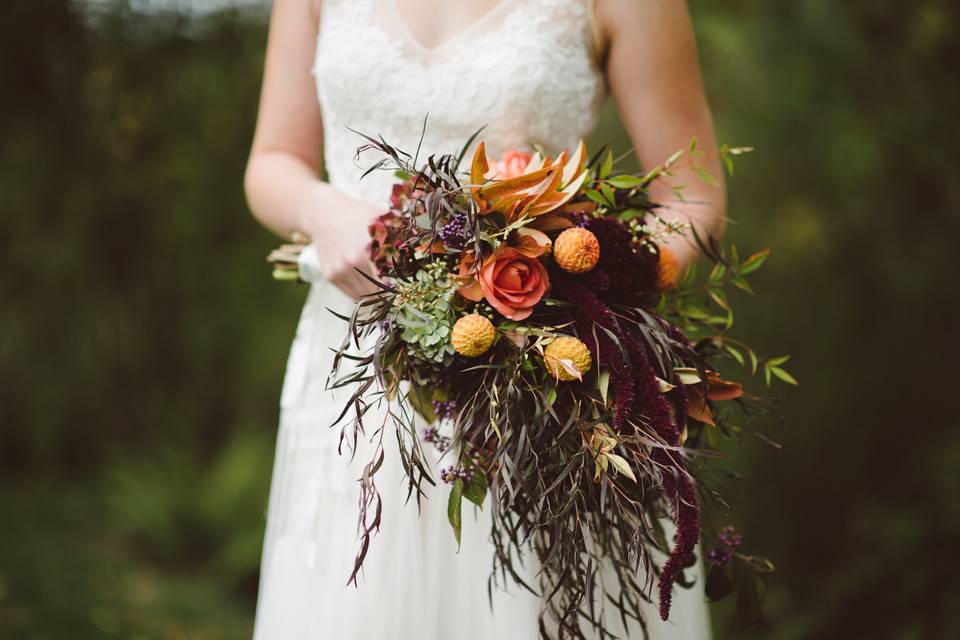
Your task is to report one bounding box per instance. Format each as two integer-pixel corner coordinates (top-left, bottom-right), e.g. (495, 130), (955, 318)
(597, 0), (726, 270)
(245, 0), (381, 299)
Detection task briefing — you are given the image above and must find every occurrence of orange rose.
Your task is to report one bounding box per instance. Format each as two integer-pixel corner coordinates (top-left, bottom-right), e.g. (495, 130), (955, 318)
(459, 247), (549, 320)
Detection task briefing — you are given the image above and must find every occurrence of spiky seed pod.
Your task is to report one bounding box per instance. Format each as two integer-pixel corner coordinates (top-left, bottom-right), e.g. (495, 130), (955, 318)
(553, 227), (600, 273)
(451, 313), (496, 357)
(657, 246), (680, 291)
(543, 336), (592, 381)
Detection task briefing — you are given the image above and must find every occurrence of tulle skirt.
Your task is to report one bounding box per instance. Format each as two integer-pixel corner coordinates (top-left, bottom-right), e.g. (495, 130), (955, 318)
(252, 271), (712, 639)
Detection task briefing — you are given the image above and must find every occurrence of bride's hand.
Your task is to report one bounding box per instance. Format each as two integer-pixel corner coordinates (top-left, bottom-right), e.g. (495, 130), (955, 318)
(301, 188), (385, 301)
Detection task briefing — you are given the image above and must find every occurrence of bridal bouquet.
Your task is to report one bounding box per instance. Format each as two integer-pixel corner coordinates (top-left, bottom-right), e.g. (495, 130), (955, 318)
(269, 133), (793, 636)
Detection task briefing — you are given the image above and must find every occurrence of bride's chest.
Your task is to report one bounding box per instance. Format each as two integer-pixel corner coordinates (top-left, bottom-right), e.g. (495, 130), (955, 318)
(313, 0), (604, 142)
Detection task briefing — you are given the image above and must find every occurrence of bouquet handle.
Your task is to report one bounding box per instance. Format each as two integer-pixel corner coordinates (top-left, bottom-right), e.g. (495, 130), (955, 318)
(267, 232), (325, 284)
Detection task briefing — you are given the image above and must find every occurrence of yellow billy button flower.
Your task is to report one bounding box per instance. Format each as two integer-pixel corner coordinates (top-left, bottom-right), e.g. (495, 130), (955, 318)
(553, 227), (600, 274)
(657, 246), (680, 291)
(451, 313), (496, 357)
(543, 336), (592, 381)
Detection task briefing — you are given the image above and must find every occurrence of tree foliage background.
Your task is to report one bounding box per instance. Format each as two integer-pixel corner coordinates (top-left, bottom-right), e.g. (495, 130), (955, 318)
(1, 1), (958, 638)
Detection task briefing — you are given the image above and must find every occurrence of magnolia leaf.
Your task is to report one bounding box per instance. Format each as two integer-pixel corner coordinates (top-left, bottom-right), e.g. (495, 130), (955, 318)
(463, 473), (488, 507)
(766, 354), (791, 367)
(749, 350), (759, 375)
(606, 453), (637, 482)
(514, 227), (552, 258)
(674, 367), (702, 385)
(555, 357), (583, 381)
(593, 454), (609, 483)
(705, 565), (735, 602)
(687, 390), (716, 426)
(408, 384), (438, 422)
(447, 480), (463, 547)
(657, 377), (676, 393)
(707, 374), (744, 401)
(470, 142), (490, 191)
(502, 329), (526, 349)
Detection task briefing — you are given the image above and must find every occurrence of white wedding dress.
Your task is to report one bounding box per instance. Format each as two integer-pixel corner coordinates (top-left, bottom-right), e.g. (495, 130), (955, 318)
(253, 0), (712, 638)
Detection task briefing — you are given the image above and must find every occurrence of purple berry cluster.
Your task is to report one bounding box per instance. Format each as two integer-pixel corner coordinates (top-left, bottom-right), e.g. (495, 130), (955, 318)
(440, 466), (476, 484)
(707, 525), (743, 567)
(439, 212), (470, 249)
(432, 399), (457, 421)
(421, 427), (451, 451)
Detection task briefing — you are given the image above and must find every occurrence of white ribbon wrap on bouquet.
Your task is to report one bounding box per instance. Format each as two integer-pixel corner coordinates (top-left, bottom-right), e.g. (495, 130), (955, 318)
(297, 244), (325, 284)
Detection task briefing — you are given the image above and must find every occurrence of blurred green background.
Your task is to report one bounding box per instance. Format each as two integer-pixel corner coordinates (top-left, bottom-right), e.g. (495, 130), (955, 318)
(2, 0), (957, 638)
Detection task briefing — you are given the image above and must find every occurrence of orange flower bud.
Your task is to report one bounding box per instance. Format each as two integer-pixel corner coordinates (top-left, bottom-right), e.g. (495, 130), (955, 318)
(657, 246), (680, 291)
(553, 227), (600, 274)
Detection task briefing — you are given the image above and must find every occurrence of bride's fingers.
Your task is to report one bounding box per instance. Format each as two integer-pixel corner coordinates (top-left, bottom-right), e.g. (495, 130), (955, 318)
(342, 268), (378, 301)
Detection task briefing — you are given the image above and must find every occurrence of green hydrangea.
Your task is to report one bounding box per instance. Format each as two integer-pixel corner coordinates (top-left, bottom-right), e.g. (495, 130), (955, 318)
(389, 261), (458, 365)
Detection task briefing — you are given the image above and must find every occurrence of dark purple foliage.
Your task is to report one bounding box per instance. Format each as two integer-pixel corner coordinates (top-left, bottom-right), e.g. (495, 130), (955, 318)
(584, 216), (660, 307)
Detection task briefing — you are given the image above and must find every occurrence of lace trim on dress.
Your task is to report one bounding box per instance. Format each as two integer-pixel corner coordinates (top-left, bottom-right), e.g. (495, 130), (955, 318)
(313, 0), (606, 205)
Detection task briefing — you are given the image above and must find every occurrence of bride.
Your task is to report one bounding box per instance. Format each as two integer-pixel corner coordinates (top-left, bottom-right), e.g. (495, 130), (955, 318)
(245, 0), (726, 637)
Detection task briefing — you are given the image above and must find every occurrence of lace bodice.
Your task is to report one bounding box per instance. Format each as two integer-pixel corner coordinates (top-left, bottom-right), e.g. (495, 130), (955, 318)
(313, 0), (606, 206)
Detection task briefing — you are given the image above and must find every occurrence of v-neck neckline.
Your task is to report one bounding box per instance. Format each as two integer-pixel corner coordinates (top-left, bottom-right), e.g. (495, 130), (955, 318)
(387, 0), (519, 54)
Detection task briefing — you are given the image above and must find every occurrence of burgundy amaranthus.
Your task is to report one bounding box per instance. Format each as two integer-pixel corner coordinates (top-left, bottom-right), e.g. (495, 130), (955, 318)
(554, 219), (702, 621)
